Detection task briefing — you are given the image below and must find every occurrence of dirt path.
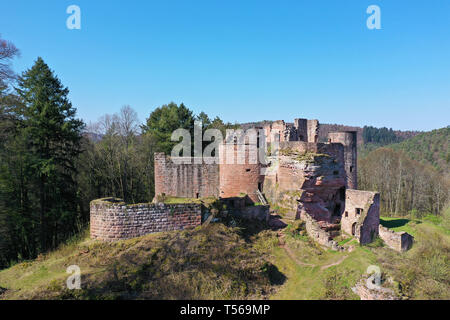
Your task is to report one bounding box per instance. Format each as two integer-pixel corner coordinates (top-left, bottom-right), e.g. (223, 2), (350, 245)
(319, 255), (349, 270)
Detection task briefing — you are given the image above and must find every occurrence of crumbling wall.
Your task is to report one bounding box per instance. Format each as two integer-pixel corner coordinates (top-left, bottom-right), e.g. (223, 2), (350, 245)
(264, 120), (298, 144)
(303, 211), (343, 251)
(294, 118), (308, 141)
(307, 119), (319, 143)
(342, 189), (380, 244)
(379, 225), (414, 252)
(263, 141), (346, 221)
(154, 153), (219, 198)
(90, 198), (201, 241)
(264, 118), (320, 144)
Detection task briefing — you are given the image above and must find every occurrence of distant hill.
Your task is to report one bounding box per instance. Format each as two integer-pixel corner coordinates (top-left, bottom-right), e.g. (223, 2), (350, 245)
(387, 126), (450, 174)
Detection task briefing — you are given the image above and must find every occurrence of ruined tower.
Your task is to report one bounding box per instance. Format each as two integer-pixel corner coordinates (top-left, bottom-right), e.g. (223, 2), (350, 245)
(306, 119), (319, 143)
(294, 118), (308, 141)
(293, 118), (319, 142)
(328, 131), (357, 189)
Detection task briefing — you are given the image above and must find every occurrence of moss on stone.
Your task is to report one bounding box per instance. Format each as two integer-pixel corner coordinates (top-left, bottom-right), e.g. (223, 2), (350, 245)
(279, 149), (331, 164)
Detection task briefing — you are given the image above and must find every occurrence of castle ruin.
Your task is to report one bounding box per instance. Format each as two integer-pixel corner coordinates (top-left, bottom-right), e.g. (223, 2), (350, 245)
(91, 117), (413, 251)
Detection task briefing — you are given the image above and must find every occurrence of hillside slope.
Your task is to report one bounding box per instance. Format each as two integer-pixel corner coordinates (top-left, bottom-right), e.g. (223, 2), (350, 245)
(1, 215), (448, 300)
(387, 127), (450, 174)
(0, 223), (282, 300)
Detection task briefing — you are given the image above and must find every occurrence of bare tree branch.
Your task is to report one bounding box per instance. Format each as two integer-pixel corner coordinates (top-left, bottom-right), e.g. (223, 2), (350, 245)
(0, 35), (20, 83)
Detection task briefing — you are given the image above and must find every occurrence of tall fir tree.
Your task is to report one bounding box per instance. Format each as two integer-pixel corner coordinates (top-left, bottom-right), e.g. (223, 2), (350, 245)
(16, 57), (85, 251)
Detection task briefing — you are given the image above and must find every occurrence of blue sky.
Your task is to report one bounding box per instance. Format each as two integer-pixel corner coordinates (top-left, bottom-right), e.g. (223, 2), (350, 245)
(1, 0), (449, 131)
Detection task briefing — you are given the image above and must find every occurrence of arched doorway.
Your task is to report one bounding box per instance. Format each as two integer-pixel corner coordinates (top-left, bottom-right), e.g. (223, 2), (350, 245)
(351, 223), (357, 236)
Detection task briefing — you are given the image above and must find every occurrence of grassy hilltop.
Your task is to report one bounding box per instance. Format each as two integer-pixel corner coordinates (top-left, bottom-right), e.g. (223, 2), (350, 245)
(1, 214), (448, 300)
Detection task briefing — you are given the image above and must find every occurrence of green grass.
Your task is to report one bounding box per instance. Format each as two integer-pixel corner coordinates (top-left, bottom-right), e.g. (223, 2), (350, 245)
(2, 215), (448, 300)
(269, 243), (376, 300)
(0, 223), (279, 300)
(161, 196), (218, 205)
(374, 216), (450, 299)
(272, 216), (449, 300)
(337, 237), (353, 246)
(381, 214), (450, 237)
(380, 217), (417, 235)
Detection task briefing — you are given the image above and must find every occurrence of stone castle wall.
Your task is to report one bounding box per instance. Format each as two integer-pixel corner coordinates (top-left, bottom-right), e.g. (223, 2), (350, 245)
(341, 189), (380, 244)
(379, 225), (414, 252)
(90, 198), (202, 241)
(154, 153), (219, 198)
(218, 143), (263, 202)
(328, 131), (357, 189)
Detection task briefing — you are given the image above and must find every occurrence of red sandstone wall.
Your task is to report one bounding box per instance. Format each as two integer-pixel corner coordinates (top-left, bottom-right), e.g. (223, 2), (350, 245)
(154, 153), (219, 198)
(90, 198), (202, 241)
(219, 144), (262, 202)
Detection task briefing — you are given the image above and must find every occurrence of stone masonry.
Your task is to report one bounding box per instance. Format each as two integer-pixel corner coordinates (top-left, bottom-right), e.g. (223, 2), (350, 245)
(379, 225), (414, 252)
(341, 189), (380, 244)
(219, 143), (263, 202)
(154, 153), (219, 198)
(302, 211), (343, 251)
(90, 198), (201, 241)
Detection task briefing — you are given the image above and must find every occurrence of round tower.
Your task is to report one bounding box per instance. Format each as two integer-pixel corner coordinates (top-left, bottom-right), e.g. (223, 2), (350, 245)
(219, 142), (263, 203)
(328, 131), (357, 189)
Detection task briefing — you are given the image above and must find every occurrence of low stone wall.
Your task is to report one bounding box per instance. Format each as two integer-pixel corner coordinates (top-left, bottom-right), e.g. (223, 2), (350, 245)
(302, 211), (343, 251)
(379, 225), (414, 252)
(90, 198), (202, 241)
(352, 280), (399, 300)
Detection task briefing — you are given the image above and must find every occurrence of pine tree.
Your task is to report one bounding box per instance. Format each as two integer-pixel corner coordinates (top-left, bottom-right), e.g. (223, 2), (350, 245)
(16, 57), (85, 251)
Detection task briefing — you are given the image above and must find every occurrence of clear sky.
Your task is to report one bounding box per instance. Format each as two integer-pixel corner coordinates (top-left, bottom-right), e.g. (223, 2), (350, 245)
(1, 0), (449, 131)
